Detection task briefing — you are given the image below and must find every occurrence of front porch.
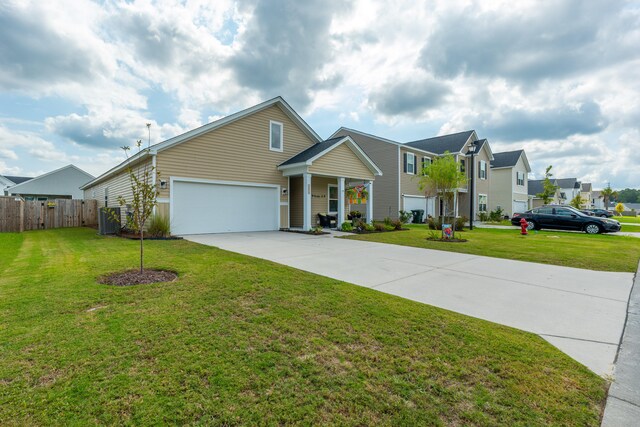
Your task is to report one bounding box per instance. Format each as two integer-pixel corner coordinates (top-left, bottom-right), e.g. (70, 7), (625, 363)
(277, 135), (382, 230)
(287, 174), (373, 230)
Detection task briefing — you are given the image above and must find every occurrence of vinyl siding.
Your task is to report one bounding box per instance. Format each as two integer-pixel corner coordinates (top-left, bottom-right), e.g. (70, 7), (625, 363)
(308, 144), (374, 180)
(156, 104), (317, 228)
(157, 105), (313, 197)
(332, 130), (399, 220)
(311, 177), (338, 224)
(400, 148), (431, 197)
(289, 176), (303, 228)
(488, 168), (512, 215)
(83, 159), (152, 224)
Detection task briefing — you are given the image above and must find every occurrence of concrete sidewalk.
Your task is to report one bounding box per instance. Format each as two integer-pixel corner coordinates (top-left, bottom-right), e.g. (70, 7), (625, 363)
(602, 262), (640, 425)
(184, 231), (633, 376)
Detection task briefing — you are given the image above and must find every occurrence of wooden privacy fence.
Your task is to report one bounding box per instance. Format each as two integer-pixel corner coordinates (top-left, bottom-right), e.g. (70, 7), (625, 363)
(0, 197), (98, 232)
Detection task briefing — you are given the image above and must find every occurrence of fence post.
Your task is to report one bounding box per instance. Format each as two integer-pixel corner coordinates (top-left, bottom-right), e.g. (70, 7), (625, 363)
(19, 199), (24, 233)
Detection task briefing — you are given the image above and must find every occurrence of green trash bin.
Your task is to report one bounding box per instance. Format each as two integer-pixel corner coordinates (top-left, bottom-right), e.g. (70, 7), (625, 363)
(411, 209), (424, 224)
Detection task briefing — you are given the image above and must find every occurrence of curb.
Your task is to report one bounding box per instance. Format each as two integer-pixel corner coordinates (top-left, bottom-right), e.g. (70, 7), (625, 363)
(601, 260), (640, 425)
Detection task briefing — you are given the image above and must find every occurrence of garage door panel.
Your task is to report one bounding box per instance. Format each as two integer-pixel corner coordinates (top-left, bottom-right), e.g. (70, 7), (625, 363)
(172, 181), (278, 235)
(513, 201), (528, 215)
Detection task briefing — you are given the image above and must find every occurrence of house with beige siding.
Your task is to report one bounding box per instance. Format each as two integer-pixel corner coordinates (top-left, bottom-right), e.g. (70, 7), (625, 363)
(81, 97), (381, 234)
(488, 150), (531, 217)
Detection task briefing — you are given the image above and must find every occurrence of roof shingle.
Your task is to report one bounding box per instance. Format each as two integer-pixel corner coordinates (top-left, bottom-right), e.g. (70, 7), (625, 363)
(404, 130), (475, 154)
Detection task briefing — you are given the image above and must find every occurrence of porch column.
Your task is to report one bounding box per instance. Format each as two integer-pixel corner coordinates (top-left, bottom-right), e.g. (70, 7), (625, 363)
(337, 177), (345, 226)
(303, 172), (312, 230)
(366, 180), (373, 222)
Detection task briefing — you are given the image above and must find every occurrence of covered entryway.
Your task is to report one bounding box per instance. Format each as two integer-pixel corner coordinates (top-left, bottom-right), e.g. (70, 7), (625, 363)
(171, 179), (279, 235)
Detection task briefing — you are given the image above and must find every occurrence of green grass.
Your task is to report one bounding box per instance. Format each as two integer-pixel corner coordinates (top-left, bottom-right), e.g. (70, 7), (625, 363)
(615, 215), (640, 224)
(0, 228), (607, 425)
(344, 225), (640, 272)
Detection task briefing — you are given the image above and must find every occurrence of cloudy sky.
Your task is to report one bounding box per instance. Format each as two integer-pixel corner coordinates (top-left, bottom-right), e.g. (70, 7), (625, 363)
(1, 0), (639, 188)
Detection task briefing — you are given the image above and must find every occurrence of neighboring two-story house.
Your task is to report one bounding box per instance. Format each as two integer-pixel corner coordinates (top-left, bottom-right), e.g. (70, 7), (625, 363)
(556, 178), (581, 205)
(405, 131), (494, 221)
(489, 150), (531, 217)
(528, 179), (560, 208)
(81, 97), (381, 234)
(580, 182), (593, 209)
(330, 128), (438, 220)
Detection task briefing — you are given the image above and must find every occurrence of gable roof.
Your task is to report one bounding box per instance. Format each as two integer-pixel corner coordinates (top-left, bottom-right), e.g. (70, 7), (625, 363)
(405, 130), (476, 154)
(581, 182), (592, 192)
(491, 150), (524, 168)
(82, 97), (322, 190)
(278, 136), (382, 176)
(329, 127), (438, 156)
(8, 165), (94, 195)
(3, 175), (33, 185)
(556, 178), (580, 189)
(528, 179), (557, 197)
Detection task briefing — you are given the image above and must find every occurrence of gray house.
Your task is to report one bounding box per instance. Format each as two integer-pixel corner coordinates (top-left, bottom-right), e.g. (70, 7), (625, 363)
(6, 165), (94, 200)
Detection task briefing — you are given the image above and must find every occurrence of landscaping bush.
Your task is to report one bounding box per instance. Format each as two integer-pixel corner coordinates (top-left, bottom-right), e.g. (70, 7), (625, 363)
(384, 224), (395, 232)
(383, 217), (393, 227)
(456, 216), (468, 231)
(374, 222), (386, 232)
(391, 219), (403, 230)
(428, 216), (439, 230)
(341, 222), (353, 232)
(147, 214), (170, 237)
(488, 207), (504, 222)
(478, 212), (489, 222)
(398, 210), (412, 224)
(364, 222), (375, 232)
(353, 219), (367, 231)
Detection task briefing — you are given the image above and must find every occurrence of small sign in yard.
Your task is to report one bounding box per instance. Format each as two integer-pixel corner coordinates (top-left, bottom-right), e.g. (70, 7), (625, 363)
(442, 223), (452, 239)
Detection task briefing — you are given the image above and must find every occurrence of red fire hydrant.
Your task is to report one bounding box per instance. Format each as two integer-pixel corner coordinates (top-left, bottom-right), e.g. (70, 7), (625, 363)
(520, 218), (528, 235)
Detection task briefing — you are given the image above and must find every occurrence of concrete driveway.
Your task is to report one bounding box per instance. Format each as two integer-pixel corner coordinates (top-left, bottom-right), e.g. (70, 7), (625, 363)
(185, 231), (633, 376)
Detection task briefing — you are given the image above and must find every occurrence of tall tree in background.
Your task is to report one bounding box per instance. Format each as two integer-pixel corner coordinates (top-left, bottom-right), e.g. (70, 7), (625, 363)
(601, 184), (618, 209)
(536, 165), (559, 204)
(418, 152), (467, 238)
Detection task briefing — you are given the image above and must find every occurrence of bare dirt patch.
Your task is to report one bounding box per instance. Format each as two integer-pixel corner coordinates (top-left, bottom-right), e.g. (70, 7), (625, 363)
(98, 269), (177, 286)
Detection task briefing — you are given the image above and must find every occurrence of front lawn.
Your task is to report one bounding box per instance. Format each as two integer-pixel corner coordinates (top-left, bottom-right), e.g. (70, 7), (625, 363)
(615, 215), (640, 224)
(0, 228), (606, 425)
(344, 225), (640, 272)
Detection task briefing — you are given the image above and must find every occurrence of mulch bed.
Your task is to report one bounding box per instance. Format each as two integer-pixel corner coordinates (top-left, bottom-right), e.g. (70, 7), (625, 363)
(98, 269), (178, 286)
(285, 230), (331, 236)
(118, 232), (182, 240)
(426, 237), (468, 243)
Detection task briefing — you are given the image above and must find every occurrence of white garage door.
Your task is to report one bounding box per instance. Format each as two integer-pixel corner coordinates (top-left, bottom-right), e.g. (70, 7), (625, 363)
(172, 180), (279, 235)
(513, 200), (528, 215)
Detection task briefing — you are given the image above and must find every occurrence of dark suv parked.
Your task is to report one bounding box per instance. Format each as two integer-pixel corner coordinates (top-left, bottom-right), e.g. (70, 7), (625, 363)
(588, 209), (614, 218)
(511, 205), (621, 234)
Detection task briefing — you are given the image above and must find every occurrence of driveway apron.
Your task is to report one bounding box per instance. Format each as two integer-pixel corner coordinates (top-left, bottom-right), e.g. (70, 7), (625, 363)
(185, 231), (633, 376)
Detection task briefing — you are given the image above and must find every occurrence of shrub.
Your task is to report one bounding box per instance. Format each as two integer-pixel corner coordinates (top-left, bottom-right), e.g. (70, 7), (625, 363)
(489, 207), (504, 222)
(455, 216), (468, 230)
(391, 219), (403, 230)
(383, 217), (393, 226)
(374, 222), (386, 232)
(384, 224), (395, 231)
(478, 212), (489, 222)
(398, 210), (412, 224)
(428, 216), (439, 230)
(311, 226), (324, 235)
(427, 230), (440, 240)
(353, 219), (367, 231)
(341, 222), (353, 232)
(147, 214), (170, 237)
(364, 222), (375, 232)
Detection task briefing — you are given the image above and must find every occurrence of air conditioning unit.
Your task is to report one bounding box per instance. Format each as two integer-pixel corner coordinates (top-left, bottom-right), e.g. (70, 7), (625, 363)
(98, 207), (121, 235)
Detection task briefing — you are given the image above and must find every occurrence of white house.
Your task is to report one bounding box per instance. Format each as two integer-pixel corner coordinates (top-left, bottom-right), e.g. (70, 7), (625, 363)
(555, 178), (581, 205)
(1, 174), (33, 195)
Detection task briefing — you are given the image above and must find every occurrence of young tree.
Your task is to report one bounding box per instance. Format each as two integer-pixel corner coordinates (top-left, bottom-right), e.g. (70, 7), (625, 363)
(117, 138), (159, 273)
(601, 184), (618, 210)
(536, 165), (559, 204)
(418, 152), (468, 238)
(570, 194), (585, 209)
(615, 202), (625, 216)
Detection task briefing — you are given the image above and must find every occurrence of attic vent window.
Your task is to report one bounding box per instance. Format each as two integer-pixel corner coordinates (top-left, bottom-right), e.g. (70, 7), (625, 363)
(270, 121), (283, 152)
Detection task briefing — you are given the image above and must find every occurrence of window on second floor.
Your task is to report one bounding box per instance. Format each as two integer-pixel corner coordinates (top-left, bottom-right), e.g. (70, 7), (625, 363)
(479, 160), (487, 180)
(421, 157), (432, 175)
(516, 171), (525, 186)
(270, 121), (283, 152)
(403, 152), (416, 174)
(460, 159), (466, 173)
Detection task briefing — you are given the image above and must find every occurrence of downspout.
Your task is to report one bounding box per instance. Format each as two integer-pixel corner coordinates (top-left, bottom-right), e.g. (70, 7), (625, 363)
(151, 150), (157, 216)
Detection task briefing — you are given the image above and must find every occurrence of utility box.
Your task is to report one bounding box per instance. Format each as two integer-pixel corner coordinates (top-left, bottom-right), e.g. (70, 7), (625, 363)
(99, 207), (120, 235)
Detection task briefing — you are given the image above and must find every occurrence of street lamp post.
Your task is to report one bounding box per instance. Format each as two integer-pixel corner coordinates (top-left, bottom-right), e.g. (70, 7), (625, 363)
(469, 144), (476, 230)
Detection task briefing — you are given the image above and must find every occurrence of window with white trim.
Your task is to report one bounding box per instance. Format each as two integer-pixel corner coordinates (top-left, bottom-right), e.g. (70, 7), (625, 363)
(269, 121), (283, 152)
(516, 171), (525, 186)
(328, 185), (338, 213)
(404, 152), (416, 174)
(479, 160), (487, 180)
(459, 159), (465, 173)
(478, 194), (488, 212)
